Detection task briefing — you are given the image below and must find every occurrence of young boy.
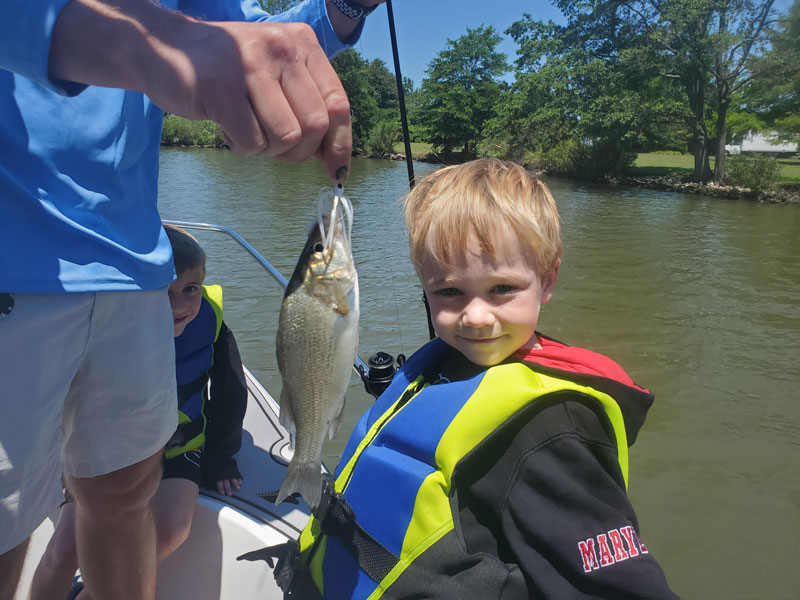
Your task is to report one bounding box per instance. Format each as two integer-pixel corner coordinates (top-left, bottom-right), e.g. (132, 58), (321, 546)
(29, 224), (248, 599)
(279, 159), (677, 599)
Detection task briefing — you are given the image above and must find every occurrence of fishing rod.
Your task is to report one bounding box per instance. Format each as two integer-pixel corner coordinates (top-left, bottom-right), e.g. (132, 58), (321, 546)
(386, 0), (415, 190)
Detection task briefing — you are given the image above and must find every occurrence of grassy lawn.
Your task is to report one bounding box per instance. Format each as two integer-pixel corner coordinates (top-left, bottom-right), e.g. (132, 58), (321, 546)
(633, 152), (800, 183)
(393, 141), (432, 160)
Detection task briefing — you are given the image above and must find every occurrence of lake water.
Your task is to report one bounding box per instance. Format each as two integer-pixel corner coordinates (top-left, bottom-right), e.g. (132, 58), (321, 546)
(158, 147), (800, 599)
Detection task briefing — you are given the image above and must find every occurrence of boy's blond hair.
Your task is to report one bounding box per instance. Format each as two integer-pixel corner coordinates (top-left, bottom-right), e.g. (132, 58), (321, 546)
(403, 159), (562, 276)
(164, 224), (206, 276)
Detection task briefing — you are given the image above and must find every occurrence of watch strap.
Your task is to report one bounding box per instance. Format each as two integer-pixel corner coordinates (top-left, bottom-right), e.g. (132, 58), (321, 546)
(330, 0), (377, 20)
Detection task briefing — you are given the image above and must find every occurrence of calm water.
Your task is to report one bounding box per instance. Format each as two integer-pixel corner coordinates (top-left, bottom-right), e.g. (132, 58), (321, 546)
(158, 148), (800, 599)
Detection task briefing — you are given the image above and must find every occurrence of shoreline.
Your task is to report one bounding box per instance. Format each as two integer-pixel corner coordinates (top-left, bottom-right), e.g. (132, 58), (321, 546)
(386, 152), (800, 205)
(606, 174), (800, 204)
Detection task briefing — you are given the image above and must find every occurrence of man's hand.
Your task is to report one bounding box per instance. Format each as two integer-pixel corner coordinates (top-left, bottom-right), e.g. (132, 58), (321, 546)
(49, 0), (353, 180)
(146, 18), (353, 179)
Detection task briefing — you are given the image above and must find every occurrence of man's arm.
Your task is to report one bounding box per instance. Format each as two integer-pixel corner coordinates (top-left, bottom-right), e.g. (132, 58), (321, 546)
(48, 0), (359, 178)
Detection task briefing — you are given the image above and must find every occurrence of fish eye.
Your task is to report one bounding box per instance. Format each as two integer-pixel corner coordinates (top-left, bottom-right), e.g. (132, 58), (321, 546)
(314, 243), (324, 253)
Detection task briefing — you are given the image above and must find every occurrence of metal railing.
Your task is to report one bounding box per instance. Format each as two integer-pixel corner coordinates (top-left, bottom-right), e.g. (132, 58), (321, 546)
(162, 219), (369, 376)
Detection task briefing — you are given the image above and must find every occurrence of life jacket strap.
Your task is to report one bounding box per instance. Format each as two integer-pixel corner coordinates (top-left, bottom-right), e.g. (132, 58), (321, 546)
(165, 418), (205, 451)
(315, 475), (399, 585)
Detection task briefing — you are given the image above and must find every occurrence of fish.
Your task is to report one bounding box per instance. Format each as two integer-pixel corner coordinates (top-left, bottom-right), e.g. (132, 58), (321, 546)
(274, 185), (359, 510)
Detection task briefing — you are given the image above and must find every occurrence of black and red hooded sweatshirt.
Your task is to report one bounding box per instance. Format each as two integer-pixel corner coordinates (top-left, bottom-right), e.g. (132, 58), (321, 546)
(433, 332), (679, 600)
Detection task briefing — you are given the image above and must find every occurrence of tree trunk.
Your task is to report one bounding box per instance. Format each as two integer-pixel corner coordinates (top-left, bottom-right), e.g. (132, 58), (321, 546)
(686, 63), (712, 182)
(714, 87), (731, 183)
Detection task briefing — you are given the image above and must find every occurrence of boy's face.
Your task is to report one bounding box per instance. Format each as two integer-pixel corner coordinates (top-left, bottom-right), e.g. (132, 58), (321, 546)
(420, 229), (558, 367)
(168, 266), (204, 337)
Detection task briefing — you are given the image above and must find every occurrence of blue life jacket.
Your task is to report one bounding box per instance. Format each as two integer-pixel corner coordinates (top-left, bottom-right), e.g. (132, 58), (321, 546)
(166, 285), (223, 459)
(297, 338), (630, 599)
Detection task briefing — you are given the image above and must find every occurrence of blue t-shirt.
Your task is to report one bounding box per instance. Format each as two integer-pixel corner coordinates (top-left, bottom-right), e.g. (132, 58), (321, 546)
(0, 0), (356, 293)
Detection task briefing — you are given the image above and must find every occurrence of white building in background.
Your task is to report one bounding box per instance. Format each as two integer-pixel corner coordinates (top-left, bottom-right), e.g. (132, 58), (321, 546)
(725, 131), (798, 156)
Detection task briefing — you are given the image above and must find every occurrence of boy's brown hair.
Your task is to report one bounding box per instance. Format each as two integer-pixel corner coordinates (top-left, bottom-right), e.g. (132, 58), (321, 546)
(403, 158), (562, 276)
(164, 224), (206, 276)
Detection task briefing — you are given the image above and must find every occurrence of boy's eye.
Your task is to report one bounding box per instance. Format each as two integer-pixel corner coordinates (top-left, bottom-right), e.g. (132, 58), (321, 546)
(435, 287), (461, 296)
(493, 284), (516, 294)
(185, 285), (198, 293)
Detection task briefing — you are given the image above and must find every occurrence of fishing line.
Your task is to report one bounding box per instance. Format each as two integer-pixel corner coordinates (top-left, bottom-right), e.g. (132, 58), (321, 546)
(317, 187), (354, 256)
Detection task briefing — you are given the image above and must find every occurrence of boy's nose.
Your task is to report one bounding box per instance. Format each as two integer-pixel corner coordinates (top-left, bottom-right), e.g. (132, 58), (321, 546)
(461, 298), (494, 329)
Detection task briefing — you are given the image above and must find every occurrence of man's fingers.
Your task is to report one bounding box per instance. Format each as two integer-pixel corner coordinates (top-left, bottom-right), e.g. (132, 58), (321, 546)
(245, 24), (351, 177)
(248, 64), (321, 160)
(213, 93), (268, 156)
(303, 39), (352, 179)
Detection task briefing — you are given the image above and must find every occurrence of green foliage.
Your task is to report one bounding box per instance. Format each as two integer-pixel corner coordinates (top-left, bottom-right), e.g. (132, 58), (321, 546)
(415, 26), (509, 156)
(481, 10), (666, 179)
(773, 114), (800, 144)
(536, 0), (778, 182)
(742, 1), (800, 123)
(529, 139), (586, 177)
(365, 59), (399, 110)
(527, 137), (636, 181)
(725, 155), (782, 192)
(726, 111), (767, 140)
(331, 50), (402, 155)
(161, 115), (226, 147)
(366, 120), (400, 158)
(332, 50), (376, 153)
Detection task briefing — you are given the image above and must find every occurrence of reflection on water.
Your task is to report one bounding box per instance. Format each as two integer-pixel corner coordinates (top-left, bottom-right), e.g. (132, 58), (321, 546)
(159, 148), (800, 599)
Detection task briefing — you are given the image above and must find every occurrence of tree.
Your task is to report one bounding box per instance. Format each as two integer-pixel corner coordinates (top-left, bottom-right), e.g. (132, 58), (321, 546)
(491, 11), (685, 178)
(621, 0), (776, 181)
(742, 0), (800, 142)
(331, 50), (402, 155)
(331, 50), (379, 154)
(365, 59), (399, 111)
(532, 0), (778, 182)
(415, 26), (509, 156)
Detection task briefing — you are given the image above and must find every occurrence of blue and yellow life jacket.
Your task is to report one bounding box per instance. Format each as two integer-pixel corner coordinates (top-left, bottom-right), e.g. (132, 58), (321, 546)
(296, 337), (630, 600)
(165, 285), (223, 459)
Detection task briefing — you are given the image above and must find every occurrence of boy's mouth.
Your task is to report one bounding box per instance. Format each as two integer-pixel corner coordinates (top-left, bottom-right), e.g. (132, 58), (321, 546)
(461, 336), (498, 344)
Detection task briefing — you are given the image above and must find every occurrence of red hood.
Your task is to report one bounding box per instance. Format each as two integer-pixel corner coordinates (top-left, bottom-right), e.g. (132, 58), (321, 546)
(512, 334), (649, 394)
(512, 334), (654, 445)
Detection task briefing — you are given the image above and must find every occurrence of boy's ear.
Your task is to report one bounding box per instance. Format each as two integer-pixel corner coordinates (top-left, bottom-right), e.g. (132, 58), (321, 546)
(540, 258), (560, 304)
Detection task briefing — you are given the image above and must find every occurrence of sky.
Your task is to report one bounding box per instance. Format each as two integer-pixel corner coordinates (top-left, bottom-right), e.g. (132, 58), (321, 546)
(351, 1), (566, 88)
(349, 0), (795, 89)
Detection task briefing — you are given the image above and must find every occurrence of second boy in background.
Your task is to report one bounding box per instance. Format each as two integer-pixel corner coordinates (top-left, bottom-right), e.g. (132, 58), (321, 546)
(30, 225), (248, 599)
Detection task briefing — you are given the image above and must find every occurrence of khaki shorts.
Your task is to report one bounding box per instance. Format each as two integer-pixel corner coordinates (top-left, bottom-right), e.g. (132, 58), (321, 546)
(0, 289), (178, 553)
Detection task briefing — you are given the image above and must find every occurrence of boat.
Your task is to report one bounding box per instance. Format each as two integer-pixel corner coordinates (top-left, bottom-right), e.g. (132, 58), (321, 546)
(15, 220), (380, 600)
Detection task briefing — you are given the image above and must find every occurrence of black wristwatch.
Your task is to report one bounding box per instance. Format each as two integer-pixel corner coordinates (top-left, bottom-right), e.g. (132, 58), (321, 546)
(330, 0), (377, 20)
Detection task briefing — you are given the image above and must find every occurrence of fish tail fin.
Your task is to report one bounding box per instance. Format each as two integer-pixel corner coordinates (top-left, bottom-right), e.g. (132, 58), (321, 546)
(275, 459), (323, 511)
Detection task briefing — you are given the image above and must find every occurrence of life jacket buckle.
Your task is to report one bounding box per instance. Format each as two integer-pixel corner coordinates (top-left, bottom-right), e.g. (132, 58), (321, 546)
(237, 540), (300, 596)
